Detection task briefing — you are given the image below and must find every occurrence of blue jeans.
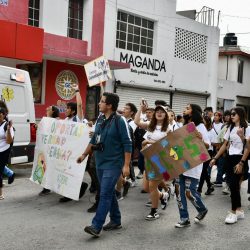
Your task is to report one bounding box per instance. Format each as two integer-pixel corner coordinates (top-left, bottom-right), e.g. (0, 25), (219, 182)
(92, 168), (122, 231)
(3, 165), (13, 177)
(176, 174), (207, 220)
(215, 157), (224, 183)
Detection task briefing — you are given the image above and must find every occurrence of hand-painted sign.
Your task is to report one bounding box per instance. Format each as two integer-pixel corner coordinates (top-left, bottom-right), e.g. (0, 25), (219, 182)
(30, 117), (90, 200)
(141, 123), (210, 181)
(84, 56), (112, 87)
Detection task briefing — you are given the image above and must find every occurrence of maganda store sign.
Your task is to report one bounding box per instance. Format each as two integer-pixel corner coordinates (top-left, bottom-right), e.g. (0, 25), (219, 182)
(115, 49), (168, 87)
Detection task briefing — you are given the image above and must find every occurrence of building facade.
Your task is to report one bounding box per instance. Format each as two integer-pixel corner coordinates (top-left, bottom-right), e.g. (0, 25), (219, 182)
(217, 43), (250, 121)
(0, 0), (220, 119)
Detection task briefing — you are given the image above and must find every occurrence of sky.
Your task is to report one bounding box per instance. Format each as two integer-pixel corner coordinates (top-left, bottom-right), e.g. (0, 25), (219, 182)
(176, 0), (250, 49)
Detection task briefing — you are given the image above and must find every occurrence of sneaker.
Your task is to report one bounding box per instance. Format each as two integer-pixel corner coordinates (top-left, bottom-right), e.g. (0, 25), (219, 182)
(175, 219), (191, 228)
(84, 225), (101, 237)
(103, 221), (122, 231)
(131, 180), (138, 188)
(213, 181), (223, 187)
(145, 201), (152, 207)
(0, 195), (4, 200)
(248, 197), (250, 202)
(39, 188), (51, 196)
(160, 192), (169, 210)
(87, 203), (98, 213)
(236, 210), (245, 219)
(205, 186), (214, 195)
(194, 209), (208, 223)
(225, 212), (237, 224)
(145, 212), (160, 221)
(122, 181), (131, 197)
(59, 197), (72, 203)
(136, 172), (143, 179)
(8, 173), (15, 184)
(222, 185), (230, 195)
(79, 182), (88, 198)
(116, 190), (124, 201)
(141, 189), (148, 193)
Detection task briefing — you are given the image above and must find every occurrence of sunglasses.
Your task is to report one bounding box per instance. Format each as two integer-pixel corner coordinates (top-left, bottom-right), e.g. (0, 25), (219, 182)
(231, 112), (237, 116)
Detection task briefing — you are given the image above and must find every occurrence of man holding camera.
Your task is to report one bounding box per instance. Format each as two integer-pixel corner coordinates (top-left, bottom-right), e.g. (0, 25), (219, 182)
(77, 92), (132, 237)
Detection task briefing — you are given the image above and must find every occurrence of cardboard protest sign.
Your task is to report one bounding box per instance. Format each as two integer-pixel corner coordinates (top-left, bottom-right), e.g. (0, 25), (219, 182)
(141, 122), (210, 181)
(84, 56), (112, 87)
(30, 117), (90, 200)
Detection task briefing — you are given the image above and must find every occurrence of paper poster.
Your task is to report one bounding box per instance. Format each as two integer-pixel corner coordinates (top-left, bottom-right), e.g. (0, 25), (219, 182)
(30, 117), (90, 200)
(141, 123), (210, 181)
(84, 56), (112, 87)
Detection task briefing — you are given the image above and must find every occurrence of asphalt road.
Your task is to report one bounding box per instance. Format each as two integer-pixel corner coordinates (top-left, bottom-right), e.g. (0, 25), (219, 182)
(1, 165), (250, 250)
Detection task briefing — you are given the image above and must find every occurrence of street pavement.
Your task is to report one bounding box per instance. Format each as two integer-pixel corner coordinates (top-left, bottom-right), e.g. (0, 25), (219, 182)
(1, 165), (250, 250)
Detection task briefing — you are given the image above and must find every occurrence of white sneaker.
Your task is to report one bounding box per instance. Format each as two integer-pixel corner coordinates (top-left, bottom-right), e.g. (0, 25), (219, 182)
(236, 210), (245, 219)
(131, 181), (138, 188)
(160, 192), (169, 210)
(225, 212), (237, 224)
(222, 185), (230, 195)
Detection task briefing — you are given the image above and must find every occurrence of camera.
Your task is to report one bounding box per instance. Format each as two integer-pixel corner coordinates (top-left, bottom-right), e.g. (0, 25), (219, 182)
(92, 143), (104, 152)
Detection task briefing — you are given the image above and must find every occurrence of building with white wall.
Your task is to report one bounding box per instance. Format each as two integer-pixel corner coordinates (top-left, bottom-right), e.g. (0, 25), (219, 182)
(0, 0), (220, 119)
(103, 1), (220, 113)
(217, 40), (250, 120)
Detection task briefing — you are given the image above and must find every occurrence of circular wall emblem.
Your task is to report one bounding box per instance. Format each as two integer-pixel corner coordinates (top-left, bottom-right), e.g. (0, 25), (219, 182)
(55, 70), (79, 100)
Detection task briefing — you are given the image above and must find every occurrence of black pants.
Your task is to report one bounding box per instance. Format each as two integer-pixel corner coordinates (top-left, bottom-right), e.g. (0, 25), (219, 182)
(225, 155), (247, 211)
(198, 150), (213, 192)
(0, 148), (11, 188)
(86, 155), (100, 203)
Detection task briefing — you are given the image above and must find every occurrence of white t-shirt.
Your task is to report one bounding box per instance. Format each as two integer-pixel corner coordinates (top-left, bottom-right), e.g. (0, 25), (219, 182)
(169, 120), (177, 132)
(176, 122), (183, 129)
(0, 122), (14, 152)
(65, 115), (83, 123)
(183, 123), (211, 179)
(212, 122), (223, 143)
(127, 119), (137, 133)
(143, 125), (168, 142)
(207, 128), (217, 151)
(224, 126), (250, 155)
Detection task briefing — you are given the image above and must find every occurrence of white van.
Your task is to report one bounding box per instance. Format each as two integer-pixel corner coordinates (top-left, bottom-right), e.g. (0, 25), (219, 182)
(0, 65), (36, 164)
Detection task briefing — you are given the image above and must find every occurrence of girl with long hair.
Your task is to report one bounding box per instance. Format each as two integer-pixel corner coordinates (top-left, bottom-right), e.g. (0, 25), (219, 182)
(0, 106), (14, 200)
(135, 104), (170, 220)
(175, 104), (210, 228)
(210, 107), (250, 224)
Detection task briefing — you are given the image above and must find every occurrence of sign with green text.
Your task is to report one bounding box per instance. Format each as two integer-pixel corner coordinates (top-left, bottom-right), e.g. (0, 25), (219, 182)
(141, 123), (210, 181)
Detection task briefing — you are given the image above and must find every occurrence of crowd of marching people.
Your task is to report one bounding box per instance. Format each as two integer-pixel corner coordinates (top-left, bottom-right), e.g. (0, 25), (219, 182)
(1, 87), (250, 238)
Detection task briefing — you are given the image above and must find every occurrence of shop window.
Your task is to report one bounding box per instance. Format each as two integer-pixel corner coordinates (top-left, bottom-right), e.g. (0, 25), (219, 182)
(116, 11), (154, 55)
(237, 58), (244, 83)
(18, 63), (43, 103)
(68, 0), (83, 40)
(28, 0), (40, 27)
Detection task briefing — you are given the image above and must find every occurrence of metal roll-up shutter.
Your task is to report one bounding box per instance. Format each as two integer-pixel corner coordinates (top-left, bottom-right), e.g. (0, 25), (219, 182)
(172, 92), (207, 115)
(116, 86), (170, 109)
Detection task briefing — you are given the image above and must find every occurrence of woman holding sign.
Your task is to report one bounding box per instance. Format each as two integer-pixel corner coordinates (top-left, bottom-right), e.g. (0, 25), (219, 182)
(136, 103), (171, 220)
(210, 107), (250, 224)
(175, 104), (210, 228)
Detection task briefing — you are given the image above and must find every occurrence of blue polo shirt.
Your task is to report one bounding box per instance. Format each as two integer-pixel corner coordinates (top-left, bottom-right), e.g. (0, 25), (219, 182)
(90, 113), (132, 170)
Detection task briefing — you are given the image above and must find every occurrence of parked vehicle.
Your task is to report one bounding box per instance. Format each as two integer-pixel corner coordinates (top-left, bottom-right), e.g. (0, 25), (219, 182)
(0, 65), (36, 164)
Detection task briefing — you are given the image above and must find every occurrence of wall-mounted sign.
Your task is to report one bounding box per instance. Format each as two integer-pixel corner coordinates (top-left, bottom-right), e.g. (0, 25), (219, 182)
(115, 49), (168, 86)
(84, 56), (112, 87)
(55, 70), (79, 100)
(0, 0), (8, 6)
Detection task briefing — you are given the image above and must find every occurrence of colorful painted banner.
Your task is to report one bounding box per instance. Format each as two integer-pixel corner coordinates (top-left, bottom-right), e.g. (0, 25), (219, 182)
(84, 56), (112, 87)
(141, 123), (210, 181)
(30, 117), (90, 200)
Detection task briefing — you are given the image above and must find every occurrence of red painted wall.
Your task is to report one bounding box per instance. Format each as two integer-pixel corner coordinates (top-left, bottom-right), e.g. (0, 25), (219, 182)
(0, 0), (28, 24)
(0, 20), (44, 62)
(91, 0), (106, 57)
(44, 33), (88, 60)
(35, 60), (88, 118)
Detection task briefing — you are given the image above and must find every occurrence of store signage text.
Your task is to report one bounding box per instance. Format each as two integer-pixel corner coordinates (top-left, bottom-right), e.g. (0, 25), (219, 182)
(120, 52), (166, 72)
